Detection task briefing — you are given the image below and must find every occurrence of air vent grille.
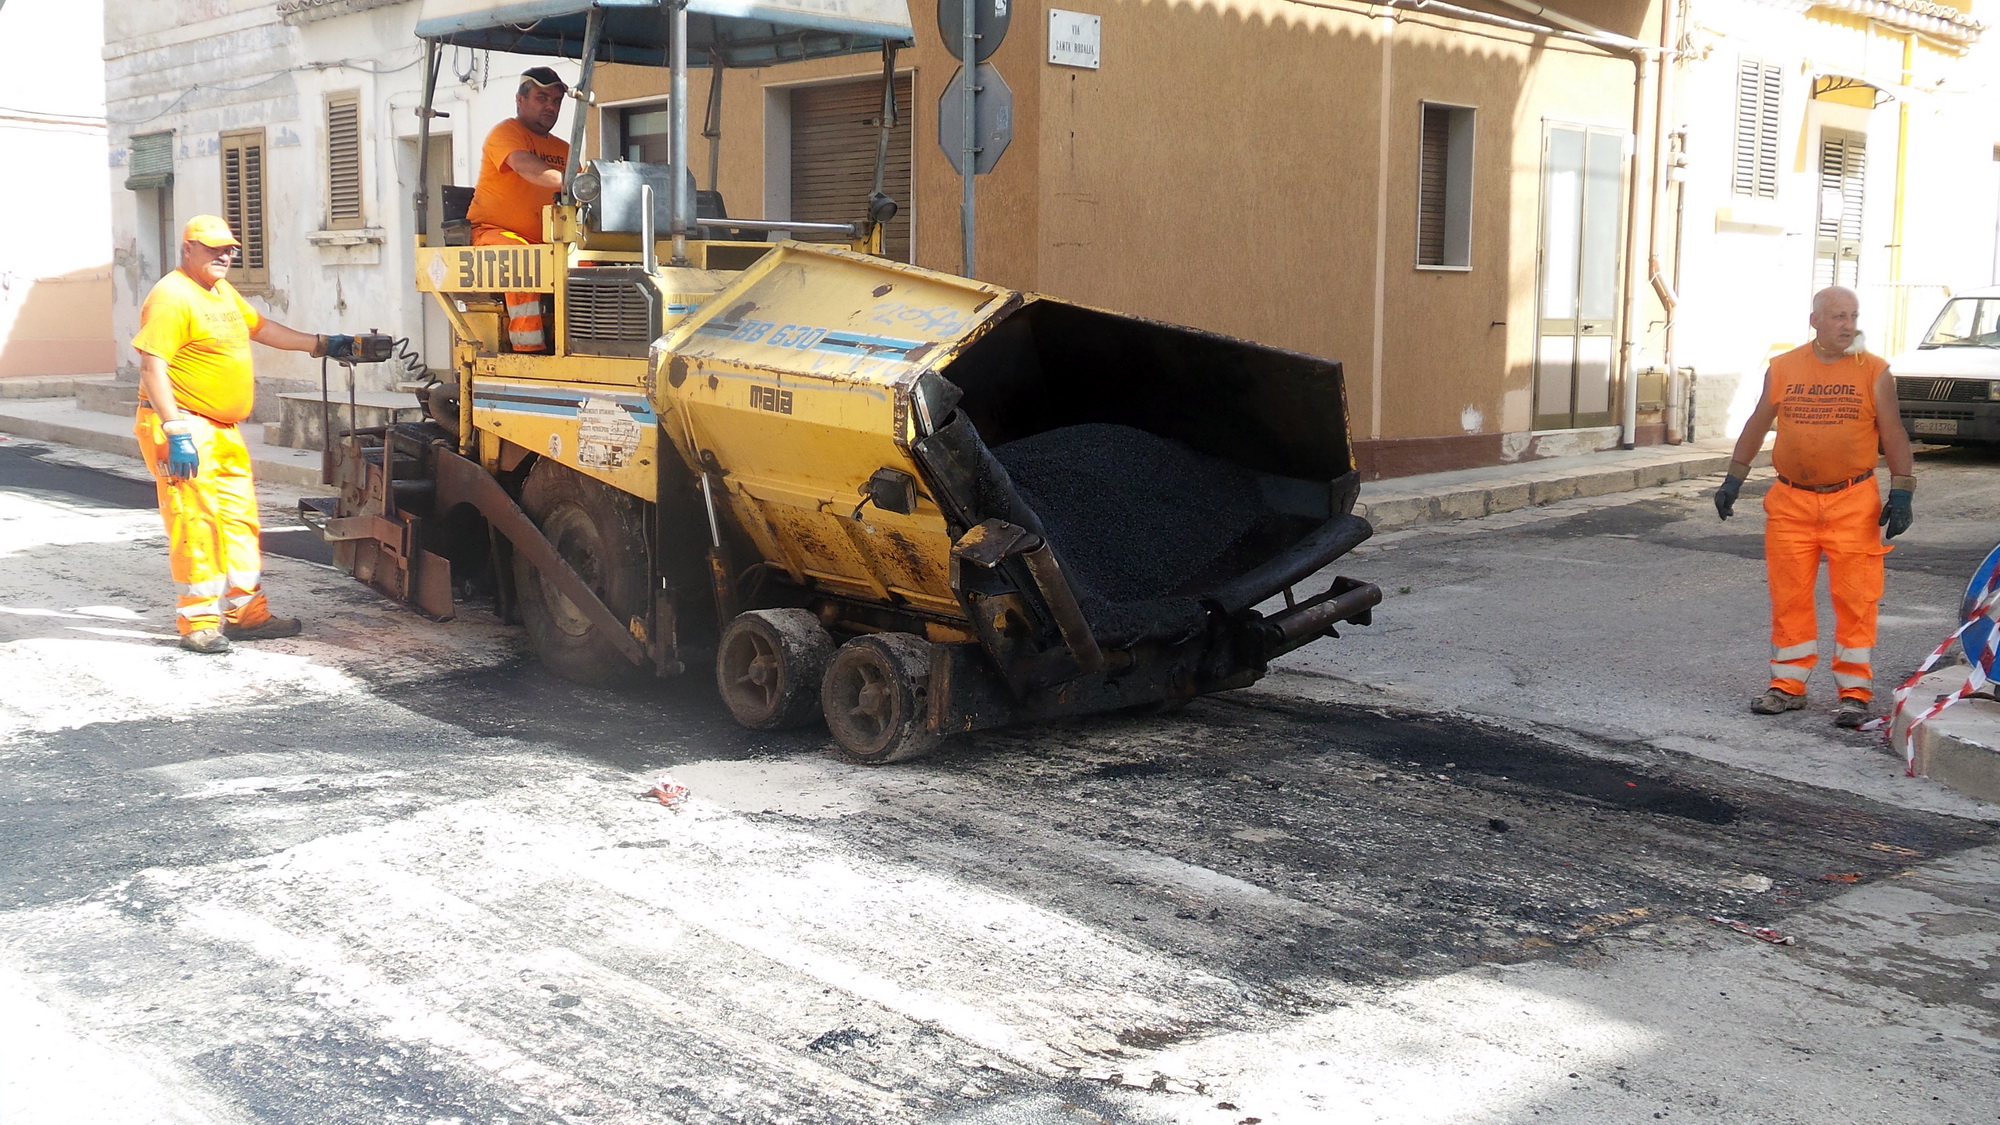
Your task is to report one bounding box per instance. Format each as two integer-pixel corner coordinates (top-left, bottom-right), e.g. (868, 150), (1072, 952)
(565, 271), (659, 358)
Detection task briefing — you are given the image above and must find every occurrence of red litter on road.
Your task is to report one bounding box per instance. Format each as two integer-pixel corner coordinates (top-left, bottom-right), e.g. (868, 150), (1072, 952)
(648, 776), (691, 807)
(1708, 915), (1794, 945)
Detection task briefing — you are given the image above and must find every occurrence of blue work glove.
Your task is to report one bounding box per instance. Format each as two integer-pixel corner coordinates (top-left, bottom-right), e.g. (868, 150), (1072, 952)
(1714, 475), (1743, 520)
(1880, 488), (1913, 539)
(318, 334), (356, 360)
(164, 429), (200, 481)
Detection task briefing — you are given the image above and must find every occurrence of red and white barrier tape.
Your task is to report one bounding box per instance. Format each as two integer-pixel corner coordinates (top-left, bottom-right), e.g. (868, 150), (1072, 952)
(1887, 576), (2000, 775)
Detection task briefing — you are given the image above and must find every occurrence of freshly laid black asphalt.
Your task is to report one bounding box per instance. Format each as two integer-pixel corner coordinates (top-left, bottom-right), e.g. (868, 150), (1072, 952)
(0, 439), (333, 566)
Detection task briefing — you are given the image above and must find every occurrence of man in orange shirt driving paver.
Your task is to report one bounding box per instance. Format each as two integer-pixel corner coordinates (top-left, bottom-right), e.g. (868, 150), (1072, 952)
(468, 66), (570, 352)
(1714, 286), (1915, 728)
(133, 215), (358, 654)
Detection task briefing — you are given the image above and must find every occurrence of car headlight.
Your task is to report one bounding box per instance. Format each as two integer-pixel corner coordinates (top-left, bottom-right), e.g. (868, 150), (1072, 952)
(1989, 380), (2000, 401)
(571, 169), (601, 204)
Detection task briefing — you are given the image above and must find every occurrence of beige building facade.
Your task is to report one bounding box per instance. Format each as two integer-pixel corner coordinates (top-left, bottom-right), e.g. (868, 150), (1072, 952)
(1, 0), (113, 381)
(592, 0), (1673, 478)
(590, 0), (1998, 475)
(101, 0), (1997, 473)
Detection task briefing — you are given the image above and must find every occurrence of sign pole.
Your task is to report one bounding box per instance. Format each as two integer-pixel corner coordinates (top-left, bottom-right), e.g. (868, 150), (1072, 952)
(959, 0), (977, 276)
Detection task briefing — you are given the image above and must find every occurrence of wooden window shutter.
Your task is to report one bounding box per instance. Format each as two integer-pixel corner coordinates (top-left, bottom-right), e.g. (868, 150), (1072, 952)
(1733, 59), (1781, 199)
(221, 128), (269, 290)
(125, 131), (175, 191)
(1813, 129), (1867, 291)
(1417, 105), (1450, 266)
(789, 76), (913, 262)
(326, 94), (363, 229)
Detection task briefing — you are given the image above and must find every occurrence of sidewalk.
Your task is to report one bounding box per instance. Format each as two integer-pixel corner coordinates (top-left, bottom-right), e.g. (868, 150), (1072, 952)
(1, 388), (1990, 803)
(0, 394), (328, 488)
(1354, 437), (1756, 532)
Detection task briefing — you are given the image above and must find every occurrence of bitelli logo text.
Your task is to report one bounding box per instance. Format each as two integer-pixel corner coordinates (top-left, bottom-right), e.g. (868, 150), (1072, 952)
(456, 247), (544, 290)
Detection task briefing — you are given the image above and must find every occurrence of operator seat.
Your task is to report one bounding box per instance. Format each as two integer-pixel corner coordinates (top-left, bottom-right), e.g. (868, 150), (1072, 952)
(440, 184), (475, 246)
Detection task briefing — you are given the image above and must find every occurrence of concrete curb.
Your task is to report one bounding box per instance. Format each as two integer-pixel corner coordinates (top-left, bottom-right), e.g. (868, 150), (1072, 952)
(1892, 667), (2000, 805)
(1354, 442), (1770, 532)
(0, 397), (330, 489)
(0, 375), (97, 400)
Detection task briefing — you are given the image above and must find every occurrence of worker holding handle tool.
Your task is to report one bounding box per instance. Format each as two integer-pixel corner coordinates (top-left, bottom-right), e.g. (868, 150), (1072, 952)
(132, 214), (361, 654)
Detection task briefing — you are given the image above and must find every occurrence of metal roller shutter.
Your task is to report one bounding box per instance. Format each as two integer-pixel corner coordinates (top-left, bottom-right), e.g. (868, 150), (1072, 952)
(1417, 105), (1449, 266)
(790, 76), (912, 261)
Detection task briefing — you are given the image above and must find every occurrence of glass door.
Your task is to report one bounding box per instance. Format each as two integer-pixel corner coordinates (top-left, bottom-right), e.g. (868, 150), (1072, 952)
(1534, 124), (1625, 431)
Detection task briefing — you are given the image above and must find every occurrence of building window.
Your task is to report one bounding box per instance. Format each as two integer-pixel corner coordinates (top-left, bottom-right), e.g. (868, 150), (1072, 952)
(1813, 128), (1866, 290)
(619, 103), (672, 163)
(221, 128), (268, 291)
(1733, 58), (1782, 199)
(126, 131), (178, 281)
(1416, 102), (1474, 269)
(326, 93), (363, 229)
(125, 131), (175, 191)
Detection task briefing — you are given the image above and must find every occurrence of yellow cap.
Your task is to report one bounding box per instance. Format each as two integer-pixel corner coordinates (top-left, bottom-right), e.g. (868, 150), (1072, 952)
(182, 214), (241, 248)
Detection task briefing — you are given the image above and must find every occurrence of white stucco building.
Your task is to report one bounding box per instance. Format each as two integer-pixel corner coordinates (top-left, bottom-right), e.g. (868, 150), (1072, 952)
(1668, 0), (2000, 436)
(105, 0), (551, 404)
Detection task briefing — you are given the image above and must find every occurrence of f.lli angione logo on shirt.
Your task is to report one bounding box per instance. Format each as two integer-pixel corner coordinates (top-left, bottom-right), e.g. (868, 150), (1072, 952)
(1786, 383), (1859, 396)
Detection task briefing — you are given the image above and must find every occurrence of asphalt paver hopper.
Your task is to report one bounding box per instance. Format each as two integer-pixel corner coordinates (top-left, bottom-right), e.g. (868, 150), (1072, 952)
(658, 244), (1379, 760)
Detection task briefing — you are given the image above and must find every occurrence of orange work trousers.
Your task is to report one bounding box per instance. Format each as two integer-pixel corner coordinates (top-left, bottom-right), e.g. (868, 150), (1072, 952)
(135, 408), (274, 636)
(1762, 477), (1891, 702)
(473, 225), (548, 352)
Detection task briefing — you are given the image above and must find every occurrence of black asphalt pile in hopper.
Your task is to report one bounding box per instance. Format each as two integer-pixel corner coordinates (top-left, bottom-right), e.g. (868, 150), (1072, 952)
(993, 423), (1278, 646)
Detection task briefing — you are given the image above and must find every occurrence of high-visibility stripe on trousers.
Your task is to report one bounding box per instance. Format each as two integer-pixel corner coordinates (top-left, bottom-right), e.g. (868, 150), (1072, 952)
(472, 225), (547, 352)
(135, 408), (274, 636)
(1762, 476), (1891, 702)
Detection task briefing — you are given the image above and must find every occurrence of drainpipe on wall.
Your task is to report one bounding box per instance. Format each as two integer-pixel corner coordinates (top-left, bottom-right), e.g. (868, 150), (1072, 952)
(1890, 28), (1913, 326)
(1618, 47), (1652, 448)
(1651, 1), (1683, 445)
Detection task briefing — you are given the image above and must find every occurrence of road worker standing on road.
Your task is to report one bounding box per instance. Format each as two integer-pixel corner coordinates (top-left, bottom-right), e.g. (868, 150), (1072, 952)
(132, 215), (357, 654)
(1715, 285), (1915, 728)
(468, 65), (569, 353)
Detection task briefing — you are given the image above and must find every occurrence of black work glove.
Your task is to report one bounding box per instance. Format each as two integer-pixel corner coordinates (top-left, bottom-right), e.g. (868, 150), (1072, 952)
(1880, 488), (1913, 539)
(319, 334), (357, 361)
(1714, 475), (1744, 520)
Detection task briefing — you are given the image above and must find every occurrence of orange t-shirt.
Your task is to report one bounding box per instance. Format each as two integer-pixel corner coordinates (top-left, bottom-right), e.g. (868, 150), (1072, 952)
(467, 117), (569, 240)
(131, 269), (263, 425)
(1767, 343), (1889, 487)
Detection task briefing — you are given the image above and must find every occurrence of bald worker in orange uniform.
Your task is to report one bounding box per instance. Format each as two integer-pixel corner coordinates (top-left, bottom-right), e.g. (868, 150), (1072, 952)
(133, 215), (357, 654)
(1715, 286), (1915, 728)
(468, 65), (570, 352)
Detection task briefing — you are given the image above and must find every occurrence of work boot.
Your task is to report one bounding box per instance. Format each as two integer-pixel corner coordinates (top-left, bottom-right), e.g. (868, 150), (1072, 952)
(180, 628), (232, 654)
(1750, 688), (1807, 715)
(1833, 697), (1870, 729)
(224, 616), (302, 641)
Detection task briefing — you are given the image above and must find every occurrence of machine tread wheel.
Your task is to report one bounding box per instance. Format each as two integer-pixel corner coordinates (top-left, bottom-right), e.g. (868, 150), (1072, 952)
(822, 633), (940, 764)
(717, 609), (836, 730)
(512, 462), (650, 686)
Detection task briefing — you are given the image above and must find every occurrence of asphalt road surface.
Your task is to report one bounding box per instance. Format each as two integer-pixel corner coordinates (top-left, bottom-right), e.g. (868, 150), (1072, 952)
(3, 435), (1997, 1125)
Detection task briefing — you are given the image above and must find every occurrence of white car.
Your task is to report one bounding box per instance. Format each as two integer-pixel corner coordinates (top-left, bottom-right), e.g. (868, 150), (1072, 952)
(1892, 286), (2000, 446)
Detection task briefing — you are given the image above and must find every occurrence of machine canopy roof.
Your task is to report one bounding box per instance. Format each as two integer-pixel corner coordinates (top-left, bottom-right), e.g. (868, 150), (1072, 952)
(414, 0), (914, 68)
